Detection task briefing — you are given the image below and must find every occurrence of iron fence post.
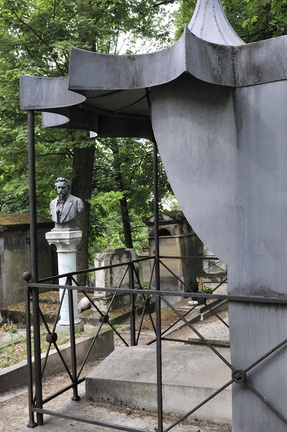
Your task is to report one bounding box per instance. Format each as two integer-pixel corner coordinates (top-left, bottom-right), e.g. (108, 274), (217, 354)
(156, 293), (163, 432)
(68, 277), (80, 401)
(24, 280), (37, 427)
(129, 263), (136, 346)
(31, 287), (43, 425)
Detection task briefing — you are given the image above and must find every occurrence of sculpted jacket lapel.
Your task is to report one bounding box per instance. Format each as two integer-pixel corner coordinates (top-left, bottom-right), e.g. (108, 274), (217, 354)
(61, 197), (74, 223)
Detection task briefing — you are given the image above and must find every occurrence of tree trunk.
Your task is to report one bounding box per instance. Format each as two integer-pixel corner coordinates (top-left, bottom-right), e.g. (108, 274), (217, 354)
(71, 143), (95, 286)
(110, 139), (134, 249)
(120, 195), (133, 249)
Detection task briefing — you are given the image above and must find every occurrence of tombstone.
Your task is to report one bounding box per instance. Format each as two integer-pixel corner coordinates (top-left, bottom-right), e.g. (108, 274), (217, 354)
(94, 247), (137, 311)
(144, 211), (203, 292)
(201, 245), (227, 295)
(0, 214), (54, 308)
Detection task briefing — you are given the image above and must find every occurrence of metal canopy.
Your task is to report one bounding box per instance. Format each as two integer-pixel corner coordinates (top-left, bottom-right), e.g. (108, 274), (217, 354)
(21, 0), (287, 139)
(21, 2), (287, 140)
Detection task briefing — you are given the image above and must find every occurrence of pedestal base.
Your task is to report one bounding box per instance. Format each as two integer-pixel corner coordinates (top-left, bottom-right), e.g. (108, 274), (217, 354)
(46, 229), (83, 333)
(56, 320), (84, 334)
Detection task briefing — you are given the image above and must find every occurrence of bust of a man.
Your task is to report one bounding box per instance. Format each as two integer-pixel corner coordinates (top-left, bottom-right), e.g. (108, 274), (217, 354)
(50, 177), (84, 230)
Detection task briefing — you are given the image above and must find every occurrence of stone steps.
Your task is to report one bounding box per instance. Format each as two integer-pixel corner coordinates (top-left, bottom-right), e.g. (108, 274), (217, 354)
(86, 345), (232, 424)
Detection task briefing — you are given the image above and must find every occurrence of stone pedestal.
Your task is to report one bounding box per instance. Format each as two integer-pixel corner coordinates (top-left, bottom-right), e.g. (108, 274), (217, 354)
(46, 229), (83, 333)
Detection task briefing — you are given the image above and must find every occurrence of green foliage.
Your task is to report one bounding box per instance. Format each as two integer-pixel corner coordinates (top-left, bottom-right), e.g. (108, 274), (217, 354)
(0, 0), (175, 262)
(174, 0), (287, 42)
(240, 0), (287, 41)
(173, 0), (196, 40)
(89, 137), (172, 256)
(89, 191), (151, 255)
(161, 194), (181, 212)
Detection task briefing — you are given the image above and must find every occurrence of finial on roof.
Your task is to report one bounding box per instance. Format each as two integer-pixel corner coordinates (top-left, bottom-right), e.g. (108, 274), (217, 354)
(188, 0), (244, 46)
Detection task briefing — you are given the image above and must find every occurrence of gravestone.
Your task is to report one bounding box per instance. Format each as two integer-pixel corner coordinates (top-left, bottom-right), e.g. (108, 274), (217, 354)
(0, 214), (54, 308)
(94, 247), (137, 311)
(144, 211), (203, 292)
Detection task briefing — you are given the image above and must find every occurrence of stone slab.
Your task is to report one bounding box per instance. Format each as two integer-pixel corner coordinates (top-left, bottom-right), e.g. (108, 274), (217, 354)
(86, 345), (232, 423)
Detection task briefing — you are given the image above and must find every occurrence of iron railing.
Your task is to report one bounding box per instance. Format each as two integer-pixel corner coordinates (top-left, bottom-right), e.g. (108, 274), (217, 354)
(24, 255), (287, 431)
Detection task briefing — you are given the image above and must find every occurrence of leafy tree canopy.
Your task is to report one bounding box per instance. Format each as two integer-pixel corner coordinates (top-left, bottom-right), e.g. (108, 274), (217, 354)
(89, 137), (171, 254)
(0, 0), (175, 265)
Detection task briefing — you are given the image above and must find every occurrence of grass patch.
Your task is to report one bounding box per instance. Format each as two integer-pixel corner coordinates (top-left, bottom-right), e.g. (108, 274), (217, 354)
(0, 324), (87, 369)
(0, 323), (26, 368)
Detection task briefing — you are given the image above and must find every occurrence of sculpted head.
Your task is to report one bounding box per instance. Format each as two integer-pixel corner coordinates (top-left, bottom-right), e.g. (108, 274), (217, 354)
(55, 177), (70, 201)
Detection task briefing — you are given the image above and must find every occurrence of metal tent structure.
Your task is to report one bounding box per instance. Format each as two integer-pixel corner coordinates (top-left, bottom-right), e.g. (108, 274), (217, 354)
(21, 0), (287, 431)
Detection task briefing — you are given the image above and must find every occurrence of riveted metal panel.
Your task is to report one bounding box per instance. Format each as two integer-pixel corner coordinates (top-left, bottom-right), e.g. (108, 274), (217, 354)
(234, 37), (287, 87)
(185, 29), (235, 86)
(188, 0), (244, 46)
(68, 37), (187, 92)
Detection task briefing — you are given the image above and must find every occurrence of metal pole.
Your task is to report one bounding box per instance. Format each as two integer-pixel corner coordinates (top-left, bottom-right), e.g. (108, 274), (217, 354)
(153, 138), (163, 432)
(153, 139), (160, 288)
(28, 110), (38, 282)
(28, 110), (43, 425)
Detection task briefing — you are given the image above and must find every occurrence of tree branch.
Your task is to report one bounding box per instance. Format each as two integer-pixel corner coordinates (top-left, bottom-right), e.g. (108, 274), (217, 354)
(12, 11), (67, 76)
(154, 0), (177, 7)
